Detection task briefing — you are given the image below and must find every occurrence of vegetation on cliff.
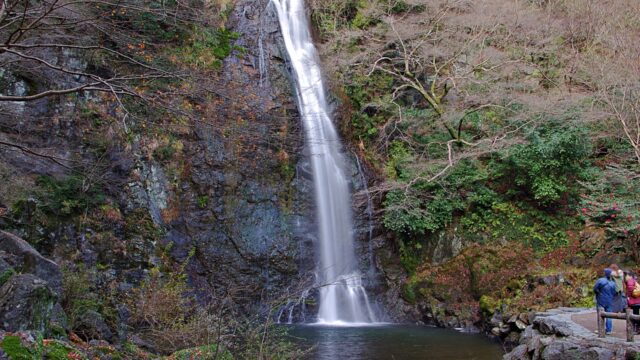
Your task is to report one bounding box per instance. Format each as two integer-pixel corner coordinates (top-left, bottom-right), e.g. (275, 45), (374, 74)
(310, 0), (640, 327)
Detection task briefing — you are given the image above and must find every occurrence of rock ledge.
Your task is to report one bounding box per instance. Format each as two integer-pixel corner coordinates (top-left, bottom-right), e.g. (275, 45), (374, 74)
(504, 307), (640, 360)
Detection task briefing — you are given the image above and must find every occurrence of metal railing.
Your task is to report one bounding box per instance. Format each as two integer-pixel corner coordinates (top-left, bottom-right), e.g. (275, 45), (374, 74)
(597, 307), (640, 342)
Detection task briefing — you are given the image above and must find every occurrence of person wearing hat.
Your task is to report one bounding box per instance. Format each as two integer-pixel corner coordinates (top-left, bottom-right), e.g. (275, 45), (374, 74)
(610, 264), (626, 312)
(594, 268), (617, 335)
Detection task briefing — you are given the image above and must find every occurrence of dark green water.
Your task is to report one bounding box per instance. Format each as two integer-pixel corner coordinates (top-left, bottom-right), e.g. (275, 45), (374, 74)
(287, 325), (503, 360)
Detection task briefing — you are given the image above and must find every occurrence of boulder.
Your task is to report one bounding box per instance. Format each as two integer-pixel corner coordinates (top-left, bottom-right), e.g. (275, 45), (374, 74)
(535, 316), (574, 337)
(581, 347), (615, 360)
(503, 344), (530, 360)
(540, 340), (584, 360)
(0, 274), (56, 333)
(0, 231), (62, 296)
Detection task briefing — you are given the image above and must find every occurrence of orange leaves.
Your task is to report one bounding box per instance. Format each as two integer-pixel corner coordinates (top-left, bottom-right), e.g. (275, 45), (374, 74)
(125, 42), (150, 62)
(277, 149), (289, 163)
(161, 201), (180, 224)
(67, 352), (83, 360)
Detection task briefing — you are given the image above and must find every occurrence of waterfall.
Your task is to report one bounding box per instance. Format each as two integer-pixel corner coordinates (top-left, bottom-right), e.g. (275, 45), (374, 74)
(272, 0), (377, 324)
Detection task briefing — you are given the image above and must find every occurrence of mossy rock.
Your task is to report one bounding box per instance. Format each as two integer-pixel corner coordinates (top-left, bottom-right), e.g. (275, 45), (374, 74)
(0, 336), (86, 360)
(43, 339), (86, 360)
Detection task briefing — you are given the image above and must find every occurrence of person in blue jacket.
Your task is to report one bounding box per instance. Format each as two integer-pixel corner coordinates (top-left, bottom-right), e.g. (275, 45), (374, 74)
(594, 268), (617, 335)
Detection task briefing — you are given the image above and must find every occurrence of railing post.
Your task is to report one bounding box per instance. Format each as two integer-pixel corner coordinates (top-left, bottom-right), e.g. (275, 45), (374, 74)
(627, 308), (634, 342)
(597, 306), (605, 338)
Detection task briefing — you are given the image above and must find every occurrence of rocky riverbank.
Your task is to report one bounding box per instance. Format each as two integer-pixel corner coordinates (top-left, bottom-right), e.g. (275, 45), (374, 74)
(504, 308), (640, 360)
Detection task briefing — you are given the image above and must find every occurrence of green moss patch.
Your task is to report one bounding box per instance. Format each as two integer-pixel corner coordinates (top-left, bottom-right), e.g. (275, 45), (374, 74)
(166, 344), (233, 360)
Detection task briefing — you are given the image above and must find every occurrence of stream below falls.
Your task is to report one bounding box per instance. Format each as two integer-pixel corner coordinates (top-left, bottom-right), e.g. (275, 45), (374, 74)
(286, 325), (503, 359)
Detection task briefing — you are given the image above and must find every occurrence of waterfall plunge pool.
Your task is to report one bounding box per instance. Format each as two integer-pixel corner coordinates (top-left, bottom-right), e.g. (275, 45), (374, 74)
(284, 324), (503, 359)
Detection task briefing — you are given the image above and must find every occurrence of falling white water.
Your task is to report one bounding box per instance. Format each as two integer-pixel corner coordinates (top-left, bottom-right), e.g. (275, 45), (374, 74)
(272, 0), (376, 324)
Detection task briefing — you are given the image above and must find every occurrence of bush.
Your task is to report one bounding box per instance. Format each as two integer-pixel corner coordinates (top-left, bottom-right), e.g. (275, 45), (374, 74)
(383, 159), (488, 235)
(499, 124), (591, 206)
(123, 245), (307, 358)
(61, 265), (116, 337)
(580, 166), (640, 261)
(35, 175), (105, 216)
(309, 0), (360, 36)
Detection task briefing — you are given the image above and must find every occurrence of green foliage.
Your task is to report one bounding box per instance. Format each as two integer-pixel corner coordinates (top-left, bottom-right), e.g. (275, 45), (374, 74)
(1, 336), (32, 360)
(197, 195), (209, 209)
(43, 340), (84, 360)
(461, 201), (575, 252)
(382, 123), (587, 251)
(0, 335), (85, 360)
(154, 142), (178, 162)
(529, 52), (562, 89)
(384, 140), (412, 180)
(479, 295), (499, 316)
(351, 12), (379, 29)
(0, 267), (16, 287)
(136, 10), (182, 41)
(176, 27), (241, 70)
(168, 344), (234, 360)
(500, 124), (591, 206)
(383, 0), (426, 14)
(310, 0), (360, 36)
(397, 237), (421, 273)
(343, 72), (394, 141)
(35, 175), (105, 217)
(383, 160), (487, 235)
(402, 275), (419, 303)
(61, 265), (116, 332)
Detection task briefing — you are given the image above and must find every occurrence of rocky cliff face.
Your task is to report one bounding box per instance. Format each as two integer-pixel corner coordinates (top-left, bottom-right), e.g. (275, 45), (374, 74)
(0, 0), (321, 323)
(160, 0), (318, 312)
(0, 0), (404, 332)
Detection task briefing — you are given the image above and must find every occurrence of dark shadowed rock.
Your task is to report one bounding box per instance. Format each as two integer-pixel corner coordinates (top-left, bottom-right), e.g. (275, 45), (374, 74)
(0, 274), (56, 333)
(0, 231), (62, 296)
(75, 310), (114, 342)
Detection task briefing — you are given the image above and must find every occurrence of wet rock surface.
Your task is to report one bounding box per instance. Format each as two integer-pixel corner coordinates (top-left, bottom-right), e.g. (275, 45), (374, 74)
(169, 0), (317, 310)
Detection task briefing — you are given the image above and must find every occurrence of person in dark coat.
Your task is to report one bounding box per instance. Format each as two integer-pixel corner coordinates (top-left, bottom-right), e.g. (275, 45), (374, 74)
(594, 268), (617, 335)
